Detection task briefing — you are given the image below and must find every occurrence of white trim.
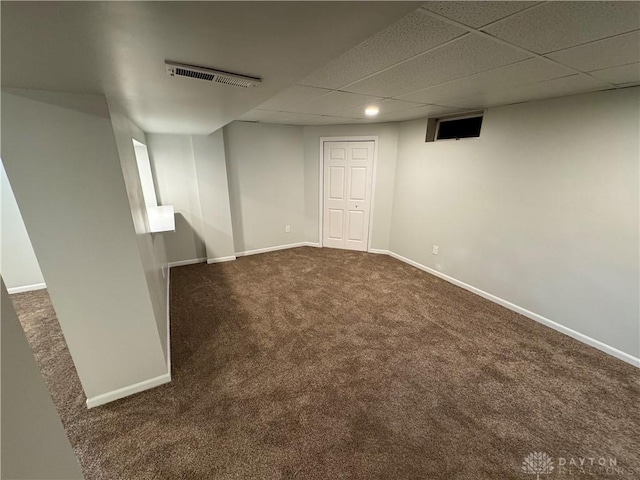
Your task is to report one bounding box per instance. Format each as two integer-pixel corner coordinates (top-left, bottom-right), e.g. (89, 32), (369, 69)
(207, 255), (237, 264)
(367, 248), (389, 255)
(370, 249), (639, 368)
(165, 266), (171, 377)
(235, 242), (318, 258)
(7, 282), (47, 294)
(86, 373), (171, 409)
(318, 137), (323, 245)
(367, 141), (379, 252)
(318, 136), (379, 251)
(167, 257), (206, 268)
(88, 262), (172, 409)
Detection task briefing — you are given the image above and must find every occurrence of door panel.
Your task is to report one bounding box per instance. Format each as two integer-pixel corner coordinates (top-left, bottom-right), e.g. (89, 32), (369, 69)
(347, 210), (365, 241)
(349, 167), (367, 201)
(322, 141), (374, 251)
(351, 147), (369, 161)
(329, 167), (345, 200)
(328, 209), (344, 239)
(330, 147), (346, 160)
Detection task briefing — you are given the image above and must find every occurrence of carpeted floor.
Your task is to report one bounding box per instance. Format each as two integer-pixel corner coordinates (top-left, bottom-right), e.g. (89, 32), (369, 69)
(11, 247), (639, 479)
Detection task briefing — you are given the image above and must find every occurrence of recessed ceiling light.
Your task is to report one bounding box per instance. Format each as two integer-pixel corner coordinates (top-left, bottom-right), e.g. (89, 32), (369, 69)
(364, 106), (379, 117)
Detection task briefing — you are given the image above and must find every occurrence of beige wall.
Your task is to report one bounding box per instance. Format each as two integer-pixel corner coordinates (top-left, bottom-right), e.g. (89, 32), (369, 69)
(108, 101), (169, 362)
(147, 122), (400, 259)
(302, 123), (400, 250)
(5, 85), (633, 378)
(1, 280), (84, 479)
(1, 163), (44, 290)
(192, 131), (236, 261)
(148, 123), (312, 259)
(147, 132), (236, 263)
(1, 91), (168, 400)
(147, 134), (207, 263)
(224, 122), (307, 252)
(222, 121), (401, 252)
(389, 88), (640, 358)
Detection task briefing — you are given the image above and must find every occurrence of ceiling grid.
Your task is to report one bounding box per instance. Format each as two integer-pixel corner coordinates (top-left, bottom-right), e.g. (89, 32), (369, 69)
(242, 1), (640, 126)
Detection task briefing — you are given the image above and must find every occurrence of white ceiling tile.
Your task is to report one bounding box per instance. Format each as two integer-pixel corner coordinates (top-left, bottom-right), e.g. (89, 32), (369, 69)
(588, 63), (640, 86)
(439, 74), (609, 110)
(304, 116), (363, 126)
(238, 109), (272, 122)
(374, 104), (469, 122)
(239, 109), (360, 126)
(282, 91), (384, 116)
(298, 10), (466, 89)
(616, 82), (640, 88)
(239, 104), (459, 125)
(546, 31), (640, 73)
(257, 85), (330, 111)
(396, 58), (574, 104)
(257, 111), (327, 125)
(236, 110), (300, 124)
(422, 1), (539, 29)
(343, 34), (530, 98)
(332, 99), (425, 119)
(483, 2), (640, 54)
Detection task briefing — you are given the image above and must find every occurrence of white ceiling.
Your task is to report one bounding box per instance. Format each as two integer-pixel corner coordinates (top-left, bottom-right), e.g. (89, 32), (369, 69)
(3, 2), (638, 132)
(241, 1), (640, 126)
(1, 1), (420, 134)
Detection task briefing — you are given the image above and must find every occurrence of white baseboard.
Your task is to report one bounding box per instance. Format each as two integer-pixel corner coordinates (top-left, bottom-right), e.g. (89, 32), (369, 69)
(372, 249), (639, 368)
(167, 257), (206, 268)
(86, 269), (172, 409)
(7, 282), (47, 294)
(86, 372), (171, 409)
(207, 255), (236, 264)
(166, 245), (639, 366)
(165, 268), (171, 377)
(235, 242), (319, 257)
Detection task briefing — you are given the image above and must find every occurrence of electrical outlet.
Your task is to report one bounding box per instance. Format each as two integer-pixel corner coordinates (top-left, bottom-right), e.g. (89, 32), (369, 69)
(285, 225), (291, 233)
(432, 245), (439, 255)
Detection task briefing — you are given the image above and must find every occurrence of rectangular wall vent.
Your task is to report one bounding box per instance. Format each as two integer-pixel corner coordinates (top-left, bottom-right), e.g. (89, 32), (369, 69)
(165, 61), (261, 88)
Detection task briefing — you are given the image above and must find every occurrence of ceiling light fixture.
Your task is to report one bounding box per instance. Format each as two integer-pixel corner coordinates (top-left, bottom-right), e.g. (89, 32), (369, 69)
(365, 106), (379, 117)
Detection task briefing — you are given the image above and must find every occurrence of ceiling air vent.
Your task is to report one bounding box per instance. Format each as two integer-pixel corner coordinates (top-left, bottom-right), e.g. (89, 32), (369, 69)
(165, 61), (261, 88)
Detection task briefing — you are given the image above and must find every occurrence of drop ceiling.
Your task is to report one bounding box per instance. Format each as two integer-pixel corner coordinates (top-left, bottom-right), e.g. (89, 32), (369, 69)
(0, 1), (420, 134)
(2, 2), (638, 132)
(241, 1), (640, 126)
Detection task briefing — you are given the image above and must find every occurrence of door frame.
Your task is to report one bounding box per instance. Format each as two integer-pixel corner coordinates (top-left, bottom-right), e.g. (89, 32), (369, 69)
(318, 136), (379, 252)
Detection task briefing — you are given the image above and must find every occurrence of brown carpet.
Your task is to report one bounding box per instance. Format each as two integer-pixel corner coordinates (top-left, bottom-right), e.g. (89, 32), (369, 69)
(11, 247), (639, 479)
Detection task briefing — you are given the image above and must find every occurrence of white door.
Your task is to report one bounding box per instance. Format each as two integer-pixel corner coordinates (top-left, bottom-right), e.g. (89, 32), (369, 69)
(322, 141), (374, 251)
